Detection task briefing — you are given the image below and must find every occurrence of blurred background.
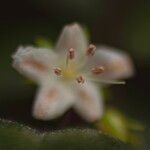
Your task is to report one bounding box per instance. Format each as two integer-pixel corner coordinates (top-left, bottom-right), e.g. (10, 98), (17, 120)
(0, 0), (149, 148)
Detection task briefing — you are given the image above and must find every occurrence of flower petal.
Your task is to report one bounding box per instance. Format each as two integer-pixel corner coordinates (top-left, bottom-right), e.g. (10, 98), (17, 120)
(73, 82), (104, 122)
(86, 45), (134, 79)
(12, 46), (57, 83)
(55, 23), (88, 54)
(32, 82), (74, 120)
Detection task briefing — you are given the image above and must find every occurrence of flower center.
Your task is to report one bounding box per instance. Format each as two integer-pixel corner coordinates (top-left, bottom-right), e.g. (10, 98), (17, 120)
(62, 65), (78, 81)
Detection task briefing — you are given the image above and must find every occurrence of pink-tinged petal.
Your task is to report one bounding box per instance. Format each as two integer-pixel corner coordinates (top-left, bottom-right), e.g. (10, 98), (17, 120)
(32, 82), (74, 120)
(55, 23), (88, 54)
(86, 45), (134, 79)
(73, 82), (104, 122)
(12, 46), (57, 83)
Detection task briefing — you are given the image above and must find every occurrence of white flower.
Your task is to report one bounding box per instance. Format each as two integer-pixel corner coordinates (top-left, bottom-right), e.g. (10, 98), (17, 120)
(12, 23), (134, 122)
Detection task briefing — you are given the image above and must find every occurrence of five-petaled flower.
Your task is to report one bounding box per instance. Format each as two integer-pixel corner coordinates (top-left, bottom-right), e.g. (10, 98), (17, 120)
(12, 23), (134, 122)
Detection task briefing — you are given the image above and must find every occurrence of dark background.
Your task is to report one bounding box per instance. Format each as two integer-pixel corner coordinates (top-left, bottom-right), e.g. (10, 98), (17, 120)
(0, 0), (149, 146)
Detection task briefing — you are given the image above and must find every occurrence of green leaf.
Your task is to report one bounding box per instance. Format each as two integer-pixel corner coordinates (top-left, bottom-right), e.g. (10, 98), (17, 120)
(41, 129), (130, 150)
(0, 119), (131, 150)
(0, 119), (40, 150)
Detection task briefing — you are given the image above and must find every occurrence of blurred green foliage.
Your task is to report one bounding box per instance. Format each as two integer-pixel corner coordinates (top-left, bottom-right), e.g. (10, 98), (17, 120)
(0, 120), (39, 150)
(34, 36), (53, 49)
(96, 108), (144, 143)
(0, 119), (130, 150)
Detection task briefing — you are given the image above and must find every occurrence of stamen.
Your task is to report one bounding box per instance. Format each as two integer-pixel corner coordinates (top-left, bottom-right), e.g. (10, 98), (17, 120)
(76, 75), (85, 84)
(68, 48), (75, 60)
(86, 44), (96, 56)
(88, 78), (126, 85)
(54, 67), (62, 76)
(66, 48), (75, 67)
(91, 66), (104, 75)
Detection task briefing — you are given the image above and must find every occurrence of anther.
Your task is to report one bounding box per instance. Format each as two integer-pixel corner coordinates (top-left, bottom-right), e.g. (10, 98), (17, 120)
(91, 66), (104, 75)
(54, 67), (62, 76)
(76, 75), (85, 84)
(67, 48), (75, 59)
(86, 44), (96, 56)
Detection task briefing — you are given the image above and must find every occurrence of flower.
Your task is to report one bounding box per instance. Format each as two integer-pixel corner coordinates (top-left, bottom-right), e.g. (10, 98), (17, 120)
(12, 23), (134, 122)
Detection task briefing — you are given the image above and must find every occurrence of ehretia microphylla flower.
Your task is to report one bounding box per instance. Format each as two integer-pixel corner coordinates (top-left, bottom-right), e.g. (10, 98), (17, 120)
(12, 23), (134, 122)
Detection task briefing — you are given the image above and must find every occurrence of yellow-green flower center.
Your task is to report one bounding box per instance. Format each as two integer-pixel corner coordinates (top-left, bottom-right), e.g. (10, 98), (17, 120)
(62, 65), (78, 81)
